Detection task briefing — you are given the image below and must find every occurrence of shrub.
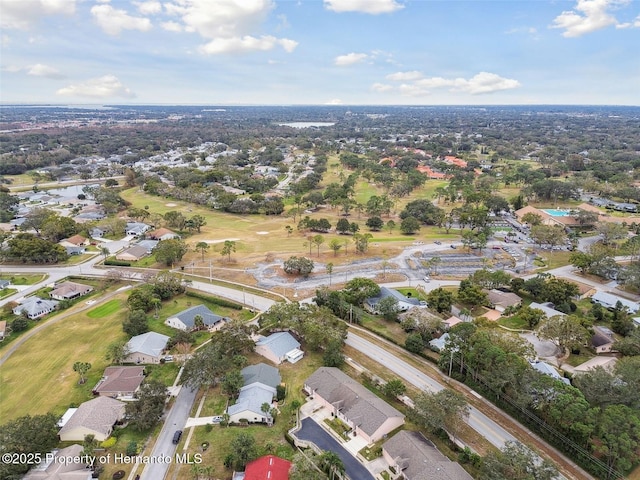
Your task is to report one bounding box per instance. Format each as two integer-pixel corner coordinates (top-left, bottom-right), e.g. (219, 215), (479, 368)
(100, 437), (117, 448)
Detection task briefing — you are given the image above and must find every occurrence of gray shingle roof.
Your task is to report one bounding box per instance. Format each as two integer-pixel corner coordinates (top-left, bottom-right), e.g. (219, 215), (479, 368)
(126, 332), (169, 358)
(383, 431), (473, 480)
(171, 304), (224, 329)
(227, 383), (276, 418)
(242, 363), (281, 389)
(256, 332), (300, 359)
(58, 397), (125, 439)
(366, 287), (421, 308)
(305, 367), (404, 437)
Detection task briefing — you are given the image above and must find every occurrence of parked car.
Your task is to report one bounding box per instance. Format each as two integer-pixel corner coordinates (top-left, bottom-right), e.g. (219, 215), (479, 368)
(172, 430), (182, 444)
(434, 241), (442, 245)
(450, 244), (457, 249)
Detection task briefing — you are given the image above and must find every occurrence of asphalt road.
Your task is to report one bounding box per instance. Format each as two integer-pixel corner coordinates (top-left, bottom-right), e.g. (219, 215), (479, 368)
(345, 332), (516, 449)
(296, 418), (375, 480)
(139, 386), (198, 480)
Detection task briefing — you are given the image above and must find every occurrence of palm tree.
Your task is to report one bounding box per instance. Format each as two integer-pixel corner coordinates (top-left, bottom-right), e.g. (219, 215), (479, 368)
(326, 262), (334, 285)
(318, 451), (345, 480)
(195, 241), (209, 262)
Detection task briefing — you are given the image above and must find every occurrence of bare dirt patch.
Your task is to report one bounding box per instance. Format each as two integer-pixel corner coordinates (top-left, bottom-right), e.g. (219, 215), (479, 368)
(165, 203), (178, 207)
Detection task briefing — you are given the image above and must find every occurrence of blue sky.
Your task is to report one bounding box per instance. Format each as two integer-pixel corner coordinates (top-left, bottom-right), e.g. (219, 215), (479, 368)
(1, 0), (639, 105)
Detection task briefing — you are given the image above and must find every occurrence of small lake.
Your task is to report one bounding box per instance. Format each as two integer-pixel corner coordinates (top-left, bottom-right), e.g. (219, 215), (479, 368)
(43, 184), (100, 199)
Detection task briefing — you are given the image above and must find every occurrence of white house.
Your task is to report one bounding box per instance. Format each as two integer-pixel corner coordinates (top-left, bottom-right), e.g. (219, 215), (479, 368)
(165, 304), (227, 332)
(255, 332), (303, 365)
(591, 291), (640, 313)
(58, 397), (125, 442)
(227, 383), (277, 425)
(364, 287), (423, 314)
(13, 297), (59, 319)
(124, 332), (170, 364)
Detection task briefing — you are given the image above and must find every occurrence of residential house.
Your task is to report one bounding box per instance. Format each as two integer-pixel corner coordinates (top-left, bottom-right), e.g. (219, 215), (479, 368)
(136, 239), (159, 253)
(148, 227), (180, 241)
(13, 297), (59, 319)
(23, 444), (92, 480)
(383, 430), (473, 480)
(124, 332), (170, 364)
(49, 281), (93, 301)
(240, 455), (292, 480)
(255, 331), (303, 365)
(485, 289), (522, 313)
(0, 320), (6, 341)
(529, 302), (566, 319)
(530, 361), (570, 385)
(241, 363), (282, 389)
(165, 304), (227, 332)
(304, 367), (405, 443)
(60, 235), (89, 247)
(93, 366), (145, 398)
(591, 326), (616, 354)
(125, 222), (151, 237)
(365, 287), (423, 314)
(64, 245), (86, 256)
(0, 279), (11, 289)
(58, 397), (125, 442)
(227, 383), (277, 425)
(443, 316), (463, 330)
(591, 291), (640, 313)
(572, 356), (618, 375)
(115, 245), (149, 262)
(90, 227), (104, 238)
(429, 333), (450, 352)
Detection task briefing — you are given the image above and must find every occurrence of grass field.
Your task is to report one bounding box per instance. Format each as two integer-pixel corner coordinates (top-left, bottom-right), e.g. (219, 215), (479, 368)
(0, 293), (130, 421)
(0, 273), (48, 285)
(87, 298), (123, 318)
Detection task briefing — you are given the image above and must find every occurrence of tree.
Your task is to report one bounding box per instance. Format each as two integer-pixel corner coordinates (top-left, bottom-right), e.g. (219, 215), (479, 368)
(411, 389), (470, 441)
(594, 405), (640, 475)
(322, 340), (345, 367)
(283, 256), (315, 277)
(537, 315), (590, 355)
(72, 361), (91, 384)
(220, 240), (236, 262)
(386, 219), (396, 234)
(105, 339), (130, 364)
(366, 216), (384, 231)
(123, 309), (149, 336)
(400, 216), (420, 235)
(153, 238), (188, 267)
(317, 451), (345, 480)
(0, 413), (59, 479)
(377, 295), (400, 321)
(221, 370), (245, 398)
(405, 333), (425, 353)
(311, 234), (325, 257)
(521, 212), (543, 226)
(597, 222), (628, 245)
(289, 452), (328, 480)
(457, 279), (488, 306)
(326, 262), (334, 285)
(344, 277), (380, 305)
(335, 217), (350, 234)
(426, 287), (454, 314)
(164, 210), (186, 230)
(353, 232), (372, 253)
(228, 432), (258, 470)
(382, 379), (406, 398)
(195, 241), (210, 262)
(189, 214), (207, 233)
(125, 380), (167, 431)
(480, 441), (559, 480)
(518, 305), (546, 329)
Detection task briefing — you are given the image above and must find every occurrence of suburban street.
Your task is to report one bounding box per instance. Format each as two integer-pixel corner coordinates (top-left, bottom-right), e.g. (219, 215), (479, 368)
(139, 386), (198, 480)
(345, 332), (517, 450)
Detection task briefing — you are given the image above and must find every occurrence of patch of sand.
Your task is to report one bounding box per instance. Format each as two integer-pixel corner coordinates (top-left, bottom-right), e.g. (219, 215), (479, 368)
(165, 203), (178, 207)
(256, 231), (269, 235)
(203, 238), (240, 244)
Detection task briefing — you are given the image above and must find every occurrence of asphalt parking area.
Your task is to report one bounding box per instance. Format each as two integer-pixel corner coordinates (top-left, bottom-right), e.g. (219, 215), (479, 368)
(296, 417), (375, 480)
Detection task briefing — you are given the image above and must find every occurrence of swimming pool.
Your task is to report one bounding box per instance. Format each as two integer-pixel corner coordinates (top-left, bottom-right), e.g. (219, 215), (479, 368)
(542, 209), (571, 217)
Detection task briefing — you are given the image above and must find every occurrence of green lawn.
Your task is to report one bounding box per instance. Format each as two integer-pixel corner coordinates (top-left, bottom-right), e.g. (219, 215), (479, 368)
(87, 299), (123, 318)
(0, 274), (48, 285)
(0, 293), (130, 421)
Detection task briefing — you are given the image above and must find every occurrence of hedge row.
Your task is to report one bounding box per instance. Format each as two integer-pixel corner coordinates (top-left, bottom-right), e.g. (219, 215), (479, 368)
(185, 290), (243, 310)
(104, 259), (132, 267)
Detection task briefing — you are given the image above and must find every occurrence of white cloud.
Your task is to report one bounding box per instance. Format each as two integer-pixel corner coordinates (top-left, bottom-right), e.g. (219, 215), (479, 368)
(334, 52), (368, 66)
(324, 0), (404, 14)
(27, 64), (65, 79)
(551, 0), (628, 37)
(135, 1), (162, 15)
(386, 70), (423, 81)
(56, 75), (136, 98)
(0, 0), (76, 30)
(163, 0), (296, 54)
(325, 98), (343, 104)
(161, 21), (183, 32)
(371, 82), (393, 93)
(375, 71), (521, 96)
(198, 35), (297, 55)
(91, 4), (152, 36)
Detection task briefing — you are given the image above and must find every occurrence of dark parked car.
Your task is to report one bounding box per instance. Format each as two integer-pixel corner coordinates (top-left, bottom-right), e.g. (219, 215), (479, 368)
(172, 430), (182, 444)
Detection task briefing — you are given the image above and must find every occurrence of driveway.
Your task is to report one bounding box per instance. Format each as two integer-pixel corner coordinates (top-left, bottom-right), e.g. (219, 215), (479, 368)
(295, 418), (375, 480)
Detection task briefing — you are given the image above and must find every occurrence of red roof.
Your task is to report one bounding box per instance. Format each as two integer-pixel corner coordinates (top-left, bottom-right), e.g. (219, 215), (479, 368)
(244, 455), (291, 480)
